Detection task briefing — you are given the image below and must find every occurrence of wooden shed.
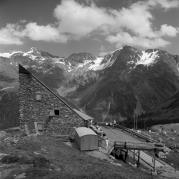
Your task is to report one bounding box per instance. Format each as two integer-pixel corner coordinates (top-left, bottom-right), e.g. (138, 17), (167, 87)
(74, 127), (98, 151)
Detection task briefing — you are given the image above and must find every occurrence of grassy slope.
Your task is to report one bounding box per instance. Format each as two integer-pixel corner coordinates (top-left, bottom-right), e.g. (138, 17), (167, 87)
(151, 124), (179, 170)
(0, 135), (159, 179)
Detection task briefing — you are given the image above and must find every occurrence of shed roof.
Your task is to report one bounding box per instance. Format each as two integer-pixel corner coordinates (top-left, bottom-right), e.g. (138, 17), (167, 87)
(75, 127), (97, 137)
(73, 109), (93, 121)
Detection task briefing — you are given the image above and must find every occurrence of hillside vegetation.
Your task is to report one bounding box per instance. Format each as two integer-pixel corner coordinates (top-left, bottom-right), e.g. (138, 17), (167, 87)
(0, 133), (158, 179)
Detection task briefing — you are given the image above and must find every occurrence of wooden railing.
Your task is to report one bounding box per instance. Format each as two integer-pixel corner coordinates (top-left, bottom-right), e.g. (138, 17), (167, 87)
(114, 141), (164, 151)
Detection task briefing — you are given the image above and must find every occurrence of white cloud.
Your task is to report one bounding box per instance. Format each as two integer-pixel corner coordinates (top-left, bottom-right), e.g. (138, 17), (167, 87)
(104, 0), (179, 48)
(0, 0), (178, 49)
(0, 22), (67, 45)
(99, 45), (109, 56)
(160, 24), (179, 37)
(0, 24), (23, 45)
(148, 0), (179, 9)
(112, 3), (155, 38)
(106, 32), (169, 48)
(54, 0), (114, 38)
(24, 22), (67, 42)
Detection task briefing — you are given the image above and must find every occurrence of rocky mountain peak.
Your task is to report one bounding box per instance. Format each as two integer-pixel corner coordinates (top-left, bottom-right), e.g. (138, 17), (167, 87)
(65, 52), (96, 66)
(28, 47), (41, 56)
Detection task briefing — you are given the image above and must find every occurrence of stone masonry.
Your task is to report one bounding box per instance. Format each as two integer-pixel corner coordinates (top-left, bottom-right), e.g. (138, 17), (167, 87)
(18, 65), (85, 135)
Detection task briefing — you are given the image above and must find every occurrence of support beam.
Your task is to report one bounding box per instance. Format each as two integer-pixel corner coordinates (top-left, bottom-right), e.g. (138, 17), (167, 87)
(137, 150), (140, 167)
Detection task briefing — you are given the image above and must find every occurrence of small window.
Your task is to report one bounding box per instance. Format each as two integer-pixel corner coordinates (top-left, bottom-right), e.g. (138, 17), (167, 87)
(54, 109), (59, 116)
(49, 109), (60, 116)
(35, 91), (42, 101)
(36, 94), (42, 101)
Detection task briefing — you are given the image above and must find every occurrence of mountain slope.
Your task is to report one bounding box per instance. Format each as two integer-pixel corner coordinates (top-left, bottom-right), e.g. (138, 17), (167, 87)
(72, 46), (179, 125)
(142, 91), (179, 127)
(0, 46), (178, 128)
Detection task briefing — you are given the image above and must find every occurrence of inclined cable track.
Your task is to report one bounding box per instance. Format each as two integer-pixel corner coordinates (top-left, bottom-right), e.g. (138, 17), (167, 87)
(104, 126), (167, 169)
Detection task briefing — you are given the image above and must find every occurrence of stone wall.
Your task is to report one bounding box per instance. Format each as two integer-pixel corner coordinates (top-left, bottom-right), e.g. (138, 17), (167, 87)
(19, 71), (84, 135)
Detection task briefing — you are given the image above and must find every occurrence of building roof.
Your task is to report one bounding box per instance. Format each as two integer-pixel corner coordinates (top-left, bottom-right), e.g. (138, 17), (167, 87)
(73, 109), (93, 120)
(19, 64), (30, 74)
(19, 64), (93, 122)
(75, 127), (97, 137)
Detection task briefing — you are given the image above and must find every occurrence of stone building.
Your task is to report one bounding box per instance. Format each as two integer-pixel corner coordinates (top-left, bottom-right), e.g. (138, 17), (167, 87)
(18, 64), (92, 135)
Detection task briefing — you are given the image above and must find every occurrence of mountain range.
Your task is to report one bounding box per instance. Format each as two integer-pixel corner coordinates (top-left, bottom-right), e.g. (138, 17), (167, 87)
(0, 46), (178, 129)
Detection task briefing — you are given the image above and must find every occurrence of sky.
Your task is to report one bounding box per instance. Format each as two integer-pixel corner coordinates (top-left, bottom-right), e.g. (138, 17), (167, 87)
(0, 0), (179, 57)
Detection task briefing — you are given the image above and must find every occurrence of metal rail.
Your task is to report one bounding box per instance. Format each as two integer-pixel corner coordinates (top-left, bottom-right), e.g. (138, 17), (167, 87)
(115, 124), (158, 143)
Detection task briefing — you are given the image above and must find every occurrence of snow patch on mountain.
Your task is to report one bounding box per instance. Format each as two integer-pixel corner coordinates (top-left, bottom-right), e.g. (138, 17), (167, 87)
(53, 58), (65, 64)
(77, 60), (91, 68)
(0, 51), (23, 58)
(137, 50), (159, 67)
(28, 47), (41, 56)
(0, 86), (15, 91)
(63, 49), (122, 72)
(72, 57), (107, 71)
(0, 47), (44, 61)
(128, 50), (159, 69)
(23, 47), (45, 61)
(88, 57), (103, 70)
(0, 52), (12, 58)
(0, 47), (122, 73)
(88, 56), (114, 71)
(23, 52), (42, 61)
(72, 56), (113, 71)
(88, 50), (119, 71)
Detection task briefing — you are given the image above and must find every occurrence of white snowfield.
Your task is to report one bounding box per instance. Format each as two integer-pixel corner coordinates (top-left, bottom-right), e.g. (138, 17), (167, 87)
(0, 51), (23, 58)
(0, 47), (161, 73)
(128, 50), (159, 69)
(83, 49), (159, 71)
(0, 48), (117, 72)
(136, 50), (159, 67)
(0, 47), (169, 78)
